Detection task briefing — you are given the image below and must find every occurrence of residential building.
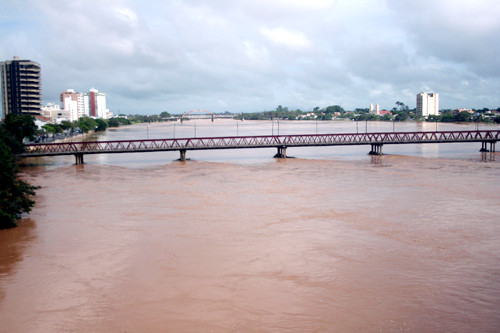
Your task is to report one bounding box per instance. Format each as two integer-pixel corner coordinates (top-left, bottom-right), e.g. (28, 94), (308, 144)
(33, 115), (51, 129)
(1, 56), (42, 118)
(41, 102), (70, 122)
(60, 89), (84, 121)
(84, 88), (110, 119)
(416, 92), (439, 117)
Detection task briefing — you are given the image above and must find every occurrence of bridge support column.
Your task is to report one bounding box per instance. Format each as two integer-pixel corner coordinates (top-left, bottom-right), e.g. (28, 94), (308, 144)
(369, 144), (383, 155)
(179, 149), (187, 161)
(274, 146), (287, 158)
(74, 153), (84, 165)
(480, 141), (494, 152)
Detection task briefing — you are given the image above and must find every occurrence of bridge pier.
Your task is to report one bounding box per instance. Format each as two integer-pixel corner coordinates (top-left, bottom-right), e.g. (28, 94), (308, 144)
(74, 153), (84, 165)
(179, 149), (187, 161)
(480, 141), (496, 152)
(274, 146), (287, 158)
(369, 144), (383, 155)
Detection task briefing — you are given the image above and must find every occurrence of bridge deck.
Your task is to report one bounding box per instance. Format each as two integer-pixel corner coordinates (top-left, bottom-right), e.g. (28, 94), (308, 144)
(20, 130), (499, 158)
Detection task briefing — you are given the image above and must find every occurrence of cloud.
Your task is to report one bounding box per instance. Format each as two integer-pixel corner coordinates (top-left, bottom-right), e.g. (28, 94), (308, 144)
(260, 27), (311, 49)
(387, 0), (500, 77)
(1, 0), (499, 113)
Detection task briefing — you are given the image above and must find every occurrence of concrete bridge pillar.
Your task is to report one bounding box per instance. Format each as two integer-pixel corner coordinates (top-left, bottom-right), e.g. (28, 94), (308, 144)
(480, 141), (496, 152)
(74, 153), (84, 165)
(274, 146), (287, 158)
(480, 141), (488, 152)
(179, 149), (187, 161)
(490, 141), (496, 152)
(369, 144), (383, 155)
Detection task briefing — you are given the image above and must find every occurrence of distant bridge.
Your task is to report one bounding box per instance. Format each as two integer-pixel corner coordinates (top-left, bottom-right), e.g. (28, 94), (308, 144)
(20, 130), (499, 164)
(179, 110), (234, 120)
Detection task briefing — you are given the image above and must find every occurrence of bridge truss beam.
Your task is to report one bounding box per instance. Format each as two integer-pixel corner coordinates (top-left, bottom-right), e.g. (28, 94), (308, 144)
(20, 130), (500, 163)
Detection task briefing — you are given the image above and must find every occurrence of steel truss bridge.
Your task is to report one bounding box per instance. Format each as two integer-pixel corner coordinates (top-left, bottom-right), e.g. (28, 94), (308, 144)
(20, 130), (499, 164)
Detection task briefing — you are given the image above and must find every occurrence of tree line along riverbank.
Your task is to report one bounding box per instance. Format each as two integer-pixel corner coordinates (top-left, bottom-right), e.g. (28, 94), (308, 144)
(0, 114), (38, 229)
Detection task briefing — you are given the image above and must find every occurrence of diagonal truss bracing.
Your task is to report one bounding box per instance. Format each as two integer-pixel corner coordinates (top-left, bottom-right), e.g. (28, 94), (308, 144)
(21, 130), (500, 157)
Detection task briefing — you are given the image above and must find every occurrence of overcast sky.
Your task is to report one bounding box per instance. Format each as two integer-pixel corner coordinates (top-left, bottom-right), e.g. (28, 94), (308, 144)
(1, 0), (499, 114)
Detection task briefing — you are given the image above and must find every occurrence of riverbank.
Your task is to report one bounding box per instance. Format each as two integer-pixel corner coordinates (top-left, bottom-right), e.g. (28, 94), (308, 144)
(55, 130), (96, 143)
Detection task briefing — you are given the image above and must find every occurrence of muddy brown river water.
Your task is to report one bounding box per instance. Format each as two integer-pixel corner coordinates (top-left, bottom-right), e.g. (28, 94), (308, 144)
(1, 120), (499, 332)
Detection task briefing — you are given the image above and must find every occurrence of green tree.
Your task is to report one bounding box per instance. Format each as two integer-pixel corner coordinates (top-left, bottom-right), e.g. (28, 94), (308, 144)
(394, 113), (408, 121)
(427, 115), (442, 122)
(455, 111), (472, 122)
(78, 117), (97, 133)
(95, 118), (107, 132)
(42, 123), (63, 135)
(107, 118), (121, 127)
(357, 113), (377, 121)
(3, 114), (37, 141)
(326, 105), (345, 114)
(381, 113), (393, 121)
(0, 116), (39, 229)
(59, 120), (73, 131)
(395, 101), (409, 111)
(117, 117), (132, 125)
(441, 112), (454, 122)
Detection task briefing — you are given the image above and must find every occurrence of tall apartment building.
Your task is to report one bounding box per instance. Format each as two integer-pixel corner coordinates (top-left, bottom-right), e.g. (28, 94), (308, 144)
(416, 92), (439, 117)
(60, 89), (84, 121)
(60, 88), (111, 120)
(83, 88), (108, 119)
(1, 56), (42, 118)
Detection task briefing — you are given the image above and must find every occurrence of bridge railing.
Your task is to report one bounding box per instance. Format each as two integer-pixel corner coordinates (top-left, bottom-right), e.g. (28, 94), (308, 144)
(21, 130), (500, 157)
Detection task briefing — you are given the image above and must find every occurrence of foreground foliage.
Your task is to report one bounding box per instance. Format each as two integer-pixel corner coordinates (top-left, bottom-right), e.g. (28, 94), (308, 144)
(0, 114), (39, 229)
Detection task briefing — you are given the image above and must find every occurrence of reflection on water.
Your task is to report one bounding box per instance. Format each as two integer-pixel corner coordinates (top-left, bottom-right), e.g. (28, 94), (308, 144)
(481, 152), (496, 162)
(1, 121), (500, 332)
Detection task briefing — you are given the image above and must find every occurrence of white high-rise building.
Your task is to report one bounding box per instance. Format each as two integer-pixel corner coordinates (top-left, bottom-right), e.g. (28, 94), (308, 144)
(83, 88), (109, 119)
(60, 89), (85, 121)
(61, 88), (110, 120)
(416, 92), (439, 117)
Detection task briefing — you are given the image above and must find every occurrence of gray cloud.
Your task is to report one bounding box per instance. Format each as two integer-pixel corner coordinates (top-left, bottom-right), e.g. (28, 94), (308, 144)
(1, 0), (499, 114)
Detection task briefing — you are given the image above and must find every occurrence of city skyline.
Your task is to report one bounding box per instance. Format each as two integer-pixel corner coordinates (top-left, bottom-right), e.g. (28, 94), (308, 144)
(1, 0), (499, 115)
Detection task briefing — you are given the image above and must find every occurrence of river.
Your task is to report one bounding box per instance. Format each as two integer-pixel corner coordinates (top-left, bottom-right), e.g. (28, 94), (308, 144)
(1, 120), (499, 332)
